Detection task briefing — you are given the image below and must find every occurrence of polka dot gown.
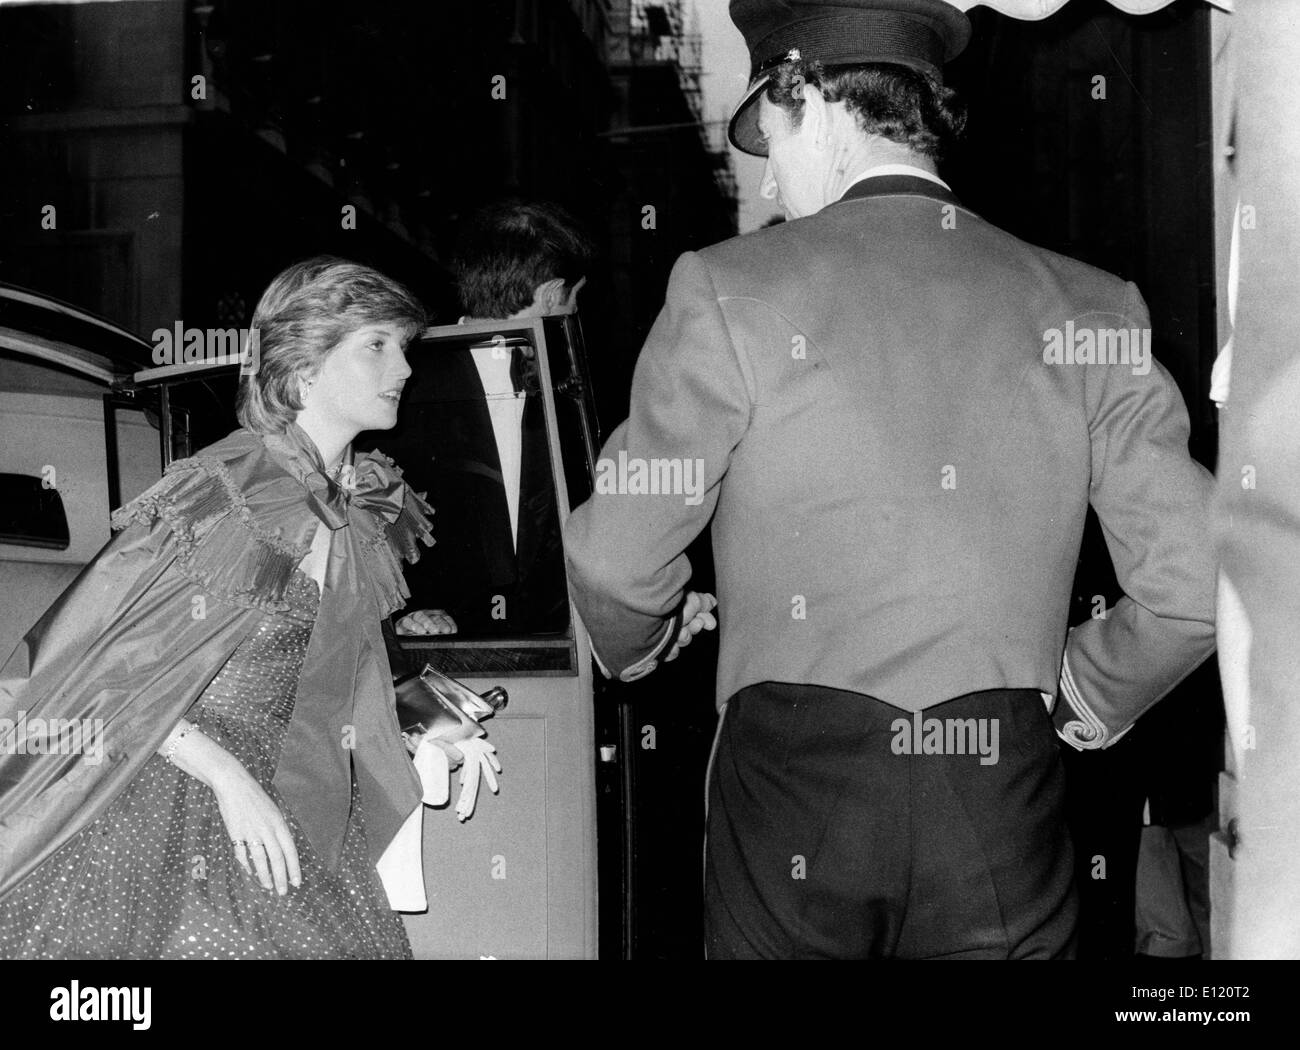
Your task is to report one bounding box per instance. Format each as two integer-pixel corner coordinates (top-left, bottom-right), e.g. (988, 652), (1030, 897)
(0, 573), (412, 959)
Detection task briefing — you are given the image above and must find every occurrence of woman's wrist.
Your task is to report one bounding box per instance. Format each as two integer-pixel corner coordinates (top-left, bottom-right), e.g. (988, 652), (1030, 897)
(202, 749), (251, 794)
(161, 721), (199, 763)
(159, 718), (246, 792)
(157, 718), (196, 761)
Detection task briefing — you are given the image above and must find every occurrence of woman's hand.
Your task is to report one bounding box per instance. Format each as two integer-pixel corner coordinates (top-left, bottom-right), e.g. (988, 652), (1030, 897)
(160, 719), (302, 895)
(396, 609), (459, 635)
(663, 591), (718, 663)
(211, 766), (302, 896)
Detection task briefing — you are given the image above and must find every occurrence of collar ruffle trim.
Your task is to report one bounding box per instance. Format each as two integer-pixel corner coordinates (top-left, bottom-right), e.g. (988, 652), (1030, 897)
(357, 450), (437, 618)
(110, 431), (434, 618)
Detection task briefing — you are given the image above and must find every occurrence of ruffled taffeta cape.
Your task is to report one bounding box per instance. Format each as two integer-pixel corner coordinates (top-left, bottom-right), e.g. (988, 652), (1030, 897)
(0, 425), (433, 904)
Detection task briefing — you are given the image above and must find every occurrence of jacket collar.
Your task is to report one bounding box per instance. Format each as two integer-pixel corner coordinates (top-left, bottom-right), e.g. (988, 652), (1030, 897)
(834, 173), (962, 210)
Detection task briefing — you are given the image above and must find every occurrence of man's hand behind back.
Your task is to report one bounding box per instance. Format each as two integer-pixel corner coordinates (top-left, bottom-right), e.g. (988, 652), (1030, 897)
(663, 591), (718, 663)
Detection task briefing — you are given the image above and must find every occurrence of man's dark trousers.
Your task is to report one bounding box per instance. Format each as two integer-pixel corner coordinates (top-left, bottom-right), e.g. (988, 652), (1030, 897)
(704, 683), (1078, 959)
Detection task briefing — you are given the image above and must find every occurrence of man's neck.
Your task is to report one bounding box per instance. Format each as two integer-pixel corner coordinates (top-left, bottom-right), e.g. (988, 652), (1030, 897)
(831, 139), (940, 200)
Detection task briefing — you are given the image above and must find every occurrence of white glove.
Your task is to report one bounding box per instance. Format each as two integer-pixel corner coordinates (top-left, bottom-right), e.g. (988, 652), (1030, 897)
(412, 734), (451, 806)
(454, 737), (502, 822)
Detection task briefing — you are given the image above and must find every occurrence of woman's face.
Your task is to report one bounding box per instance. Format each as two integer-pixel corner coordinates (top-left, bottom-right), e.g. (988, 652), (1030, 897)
(303, 322), (413, 436)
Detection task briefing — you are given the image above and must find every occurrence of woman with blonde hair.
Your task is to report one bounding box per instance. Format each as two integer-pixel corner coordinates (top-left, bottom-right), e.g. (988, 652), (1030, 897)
(0, 256), (451, 958)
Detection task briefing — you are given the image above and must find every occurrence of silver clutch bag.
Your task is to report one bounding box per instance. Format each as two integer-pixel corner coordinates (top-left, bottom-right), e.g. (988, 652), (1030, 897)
(393, 664), (508, 745)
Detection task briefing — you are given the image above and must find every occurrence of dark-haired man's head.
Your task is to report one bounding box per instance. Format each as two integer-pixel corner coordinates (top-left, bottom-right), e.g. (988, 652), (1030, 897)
(727, 0), (969, 220)
(757, 59), (966, 219)
(452, 201), (595, 322)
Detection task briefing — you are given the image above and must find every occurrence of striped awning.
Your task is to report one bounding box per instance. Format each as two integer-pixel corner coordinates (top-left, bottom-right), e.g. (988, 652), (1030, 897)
(952, 0), (1232, 17)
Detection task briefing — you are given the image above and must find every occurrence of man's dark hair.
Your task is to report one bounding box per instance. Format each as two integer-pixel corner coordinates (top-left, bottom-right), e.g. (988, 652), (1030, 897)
(452, 200), (596, 320)
(765, 59), (966, 161)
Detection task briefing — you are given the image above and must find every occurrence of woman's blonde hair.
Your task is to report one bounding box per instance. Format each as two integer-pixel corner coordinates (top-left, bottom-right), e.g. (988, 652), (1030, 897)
(236, 256), (427, 433)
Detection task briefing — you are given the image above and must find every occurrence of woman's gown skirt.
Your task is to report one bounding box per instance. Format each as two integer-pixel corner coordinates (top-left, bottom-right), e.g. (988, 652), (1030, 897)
(0, 572), (412, 959)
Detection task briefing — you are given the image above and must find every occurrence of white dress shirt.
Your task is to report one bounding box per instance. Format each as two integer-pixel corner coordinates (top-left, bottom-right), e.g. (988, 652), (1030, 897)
(468, 345), (526, 552)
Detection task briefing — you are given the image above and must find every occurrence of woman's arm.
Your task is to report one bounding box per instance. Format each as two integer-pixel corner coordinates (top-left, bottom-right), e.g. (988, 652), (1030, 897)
(157, 717), (239, 787)
(152, 523), (327, 894)
(158, 718), (302, 895)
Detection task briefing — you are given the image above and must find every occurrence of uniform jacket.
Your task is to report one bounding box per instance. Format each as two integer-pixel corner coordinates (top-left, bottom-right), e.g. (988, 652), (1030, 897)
(0, 424), (432, 901)
(564, 174), (1217, 749)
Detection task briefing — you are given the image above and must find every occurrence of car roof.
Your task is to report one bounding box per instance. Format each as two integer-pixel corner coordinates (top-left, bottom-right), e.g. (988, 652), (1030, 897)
(0, 282), (154, 385)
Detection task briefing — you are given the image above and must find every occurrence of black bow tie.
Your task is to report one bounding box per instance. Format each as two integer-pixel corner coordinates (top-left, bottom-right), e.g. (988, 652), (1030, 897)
(509, 348), (538, 395)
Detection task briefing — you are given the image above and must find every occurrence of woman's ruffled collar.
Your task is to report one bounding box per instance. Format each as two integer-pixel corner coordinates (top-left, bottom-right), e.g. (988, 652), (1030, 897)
(112, 425), (434, 618)
(262, 423), (407, 532)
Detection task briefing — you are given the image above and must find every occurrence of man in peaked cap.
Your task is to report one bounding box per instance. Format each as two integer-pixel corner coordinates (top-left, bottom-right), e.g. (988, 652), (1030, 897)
(563, 0), (1216, 958)
(726, 0), (970, 156)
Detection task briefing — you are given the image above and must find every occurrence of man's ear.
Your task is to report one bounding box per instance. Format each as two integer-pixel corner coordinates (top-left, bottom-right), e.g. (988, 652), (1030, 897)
(532, 277), (568, 313)
(799, 83), (830, 147)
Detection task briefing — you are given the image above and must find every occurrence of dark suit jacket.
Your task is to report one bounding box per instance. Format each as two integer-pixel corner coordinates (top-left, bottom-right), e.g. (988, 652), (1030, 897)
(564, 174), (1217, 748)
(369, 347), (566, 637)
